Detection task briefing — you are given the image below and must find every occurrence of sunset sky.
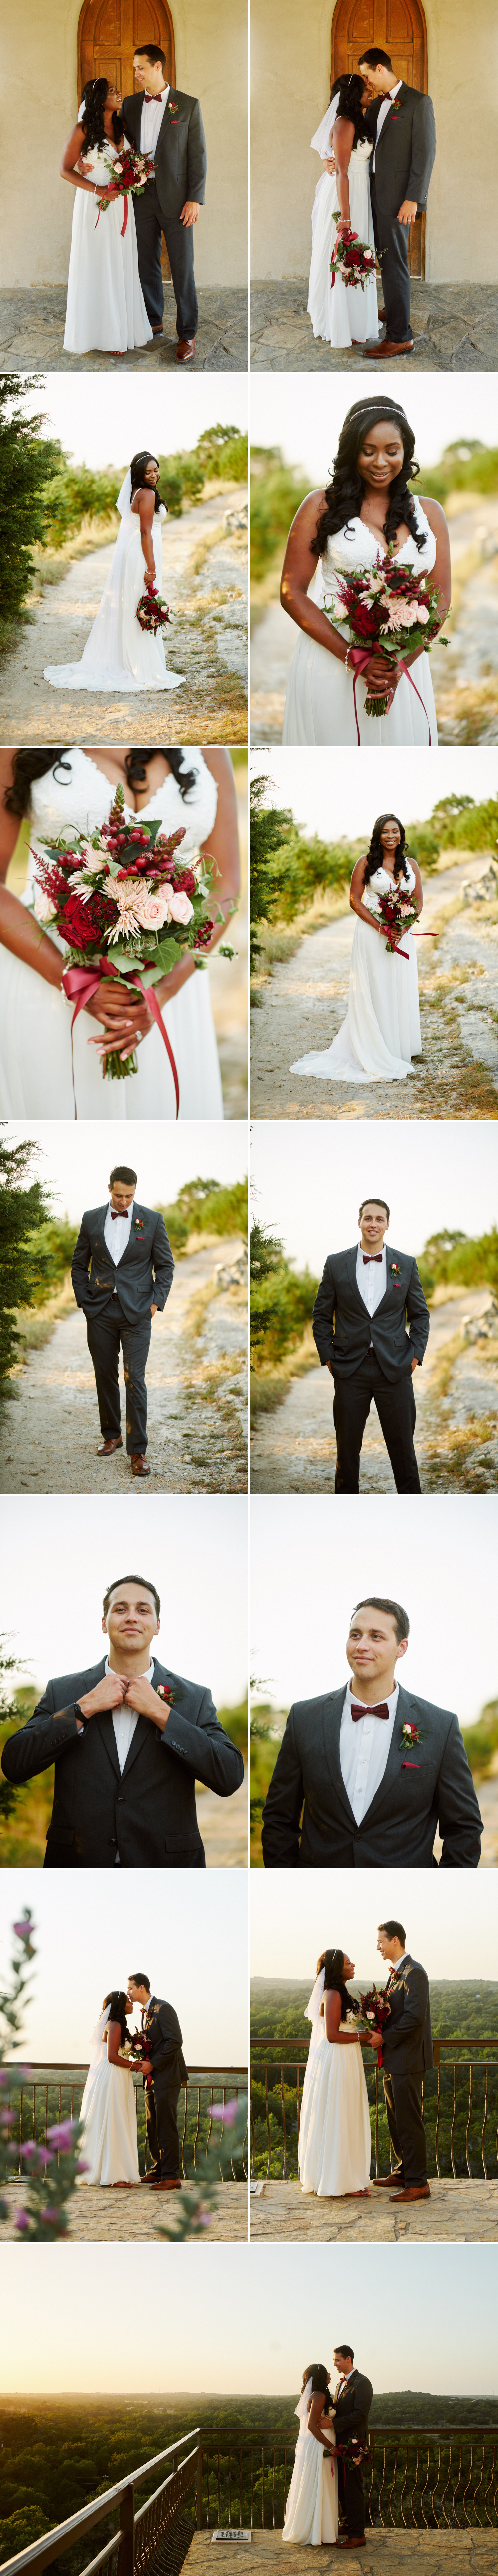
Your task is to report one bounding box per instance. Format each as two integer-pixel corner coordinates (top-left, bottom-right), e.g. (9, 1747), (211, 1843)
(250, 1869), (498, 1984)
(0, 1873), (248, 2065)
(251, 1492), (496, 1727)
(0, 1493), (248, 1704)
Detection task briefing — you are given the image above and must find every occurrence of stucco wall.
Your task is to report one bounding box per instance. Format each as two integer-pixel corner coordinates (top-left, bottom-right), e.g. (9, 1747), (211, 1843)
(0, 2), (248, 288)
(250, 0), (498, 283)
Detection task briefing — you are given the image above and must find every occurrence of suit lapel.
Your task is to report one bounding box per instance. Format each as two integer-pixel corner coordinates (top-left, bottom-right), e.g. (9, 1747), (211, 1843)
(375, 83), (407, 153)
(345, 1246), (369, 1315)
(321, 1690), (358, 1833)
(118, 1202), (147, 1270)
(369, 1242), (407, 1320)
(119, 1662), (171, 1780)
(359, 1686), (420, 1828)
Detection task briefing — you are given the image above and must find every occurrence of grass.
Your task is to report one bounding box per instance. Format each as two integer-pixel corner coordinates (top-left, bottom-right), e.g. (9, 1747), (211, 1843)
(250, 1325), (319, 1418)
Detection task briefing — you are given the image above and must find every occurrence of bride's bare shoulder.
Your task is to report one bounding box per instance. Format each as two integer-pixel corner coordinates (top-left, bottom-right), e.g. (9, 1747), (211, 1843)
(287, 489), (327, 542)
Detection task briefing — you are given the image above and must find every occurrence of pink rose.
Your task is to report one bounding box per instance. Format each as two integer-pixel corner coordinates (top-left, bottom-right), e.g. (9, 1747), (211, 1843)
(167, 889), (194, 925)
(132, 887), (174, 931)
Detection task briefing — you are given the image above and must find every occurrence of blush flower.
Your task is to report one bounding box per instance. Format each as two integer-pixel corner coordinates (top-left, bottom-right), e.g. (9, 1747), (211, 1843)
(131, 886), (174, 931)
(167, 889), (194, 925)
(33, 885), (57, 923)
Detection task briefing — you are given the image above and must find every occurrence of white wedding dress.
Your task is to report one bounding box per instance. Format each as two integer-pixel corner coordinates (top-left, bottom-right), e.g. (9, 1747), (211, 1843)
(283, 2378), (338, 2545)
(282, 502), (438, 746)
(45, 472), (185, 694)
(0, 747), (224, 1118)
(78, 2012), (140, 2187)
(297, 1973), (371, 2196)
(308, 101), (378, 350)
(291, 861), (421, 1085)
(64, 145), (153, 353)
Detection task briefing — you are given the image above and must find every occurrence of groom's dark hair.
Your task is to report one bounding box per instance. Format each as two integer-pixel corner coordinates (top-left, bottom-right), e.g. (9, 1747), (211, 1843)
(134, 43), (167, 68)
(130, 1972), (151, 1990)
(359, 1198), (389, 1222)
(352, 1597), (409, 1646)
(103, 1574), (160, 1618)
(358, 47), (393, 71)
(378, 1921), (406, 1946)
(109, 1165), (138, 1186)
(335, 2347), (354, 2363)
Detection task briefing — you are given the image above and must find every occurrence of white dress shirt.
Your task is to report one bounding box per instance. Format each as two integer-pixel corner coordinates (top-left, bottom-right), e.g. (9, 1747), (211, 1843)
(104, 1654), (156, 1864)
(356, 1241), (386, 1346)
(104, 1199), (134, 1282)
(139, 85), (170, 158)
(372, 79), (402, 172)
(340, 1679), (399, 1825)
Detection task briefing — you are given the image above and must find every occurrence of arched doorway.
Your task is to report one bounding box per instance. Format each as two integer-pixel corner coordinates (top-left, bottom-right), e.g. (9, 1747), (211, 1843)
(330, 1), (428, 276)
(77, 2), (175, 107)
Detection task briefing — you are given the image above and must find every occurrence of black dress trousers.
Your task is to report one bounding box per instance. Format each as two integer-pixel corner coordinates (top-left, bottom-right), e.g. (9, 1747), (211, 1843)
(370, 171), (412, 341)
(85, 1299), (151, 1455)
(133, 181), (199, 337)
(332, 1351), (421, 1494)
(383, 2067), (428, 2186)
(337, 2456), (366, 2538)
(145, 2071), (182, 2178)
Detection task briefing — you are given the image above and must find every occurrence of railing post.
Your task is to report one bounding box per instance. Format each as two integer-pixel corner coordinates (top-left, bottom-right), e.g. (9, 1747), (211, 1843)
(118, 2484), (135, 2576)
(196, 2433), (202, 2530)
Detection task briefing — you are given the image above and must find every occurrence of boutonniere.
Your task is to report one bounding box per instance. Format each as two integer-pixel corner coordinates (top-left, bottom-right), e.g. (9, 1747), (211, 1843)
(134, 1216), (144, 1232)
(390, 1262), (401, 1279)
(168, 100), (179, 116)
(399, 1720), (425, 1750)
(156, 1684), (174, 1706)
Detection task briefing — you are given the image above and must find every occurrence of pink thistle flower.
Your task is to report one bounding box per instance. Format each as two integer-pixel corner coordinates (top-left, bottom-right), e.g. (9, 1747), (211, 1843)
(47, 2119), (78, 2150)
(14, 2209), (30, 2233)
(211, 2099), (238, 2127)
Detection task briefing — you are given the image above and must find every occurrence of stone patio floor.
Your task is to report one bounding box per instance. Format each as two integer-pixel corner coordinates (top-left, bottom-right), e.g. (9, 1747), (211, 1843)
(0, 2182), (248, 2241)
(0, 286), (248, 372)
(250, 280), (498, 373)
(249, 2178), (498, 2243)
(190, 2530), (497, 2572)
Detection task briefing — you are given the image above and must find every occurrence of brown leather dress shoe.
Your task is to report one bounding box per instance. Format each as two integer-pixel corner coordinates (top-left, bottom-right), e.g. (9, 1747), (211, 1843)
(389, 2183), (431, 2202)
(131, 1452), (151, 1477)
(368, 336), (414, 356)
(152, 2177), (182, 2190)
(97, 1435), (123, 1456)
(373, 2174), (404, 2188)
(176, 336), (196, 362)
(140, 2169), (160, 2185)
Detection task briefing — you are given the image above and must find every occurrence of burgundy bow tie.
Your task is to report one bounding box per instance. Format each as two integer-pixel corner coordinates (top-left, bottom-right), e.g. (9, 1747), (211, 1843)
(363, 1252), (383, 1263)
(110, 1209), (122, 1219)
(351, 1700), (390, 1722)
(143, 91), (163, 101)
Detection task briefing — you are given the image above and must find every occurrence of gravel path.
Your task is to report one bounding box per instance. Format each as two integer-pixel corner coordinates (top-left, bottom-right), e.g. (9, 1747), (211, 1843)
(1, 1240), (248, 1496)
(250, 1290), (498, 1495)
(250, 857), (498, 1120)
(0, 492), (248, 746)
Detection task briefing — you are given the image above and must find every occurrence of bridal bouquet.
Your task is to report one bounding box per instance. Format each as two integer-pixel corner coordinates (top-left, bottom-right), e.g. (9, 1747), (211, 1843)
(323, 545), (449, 733)
(31, 784), (233, 1109)
(357, 1977), (397, 2067)
(136, 587), (171, 634)
(95, 144), (156, 233)
(376, 887), (419, 957)
(330, 216), (377, 292)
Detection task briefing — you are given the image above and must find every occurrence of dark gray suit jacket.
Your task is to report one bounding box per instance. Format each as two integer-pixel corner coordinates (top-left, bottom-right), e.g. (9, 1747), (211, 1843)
(334, 2369), (373, 2441)
(365, 83), (436, 216)
(71, 1202), (174, 1326)
(1, 1657), (244, 1869)
(143, 1993), (188, 2087)
(123, 88), (207, 219)
(381, 1953), (433, 2075)
(312, 1244), (429, 1382)
(261, 1682), (482, 1871)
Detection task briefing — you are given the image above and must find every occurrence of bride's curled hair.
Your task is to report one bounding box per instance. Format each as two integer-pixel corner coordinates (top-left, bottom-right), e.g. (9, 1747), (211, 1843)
(302, 2365), (333, 2406)
(330, 73), (367, 151)
(103, 1989), (132, 2047)
(79, 76), (127, 155)
(130, 452), (164, 514)
(3, 748), (197, 816)
(322, 1947), (360, 2019)
(364, 813), (410, 888)
(311, 398), (425, 559)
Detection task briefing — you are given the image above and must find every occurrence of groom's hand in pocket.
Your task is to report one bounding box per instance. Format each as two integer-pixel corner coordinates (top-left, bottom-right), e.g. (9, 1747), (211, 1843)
(411, 1355), (419, 1372)
(122, 1674), (168, 1730)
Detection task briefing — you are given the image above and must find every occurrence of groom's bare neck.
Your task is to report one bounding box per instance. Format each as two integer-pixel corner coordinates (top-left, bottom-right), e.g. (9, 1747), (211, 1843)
(108, 1643), (153, 1677)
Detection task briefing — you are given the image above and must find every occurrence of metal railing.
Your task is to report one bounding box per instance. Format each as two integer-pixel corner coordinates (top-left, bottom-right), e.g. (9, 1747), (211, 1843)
(197, 2428), (498, 2532)
(0, 2432), (203, 2576)
(250, 2039), (498, 2182)
(3, 2064), (248, 2183)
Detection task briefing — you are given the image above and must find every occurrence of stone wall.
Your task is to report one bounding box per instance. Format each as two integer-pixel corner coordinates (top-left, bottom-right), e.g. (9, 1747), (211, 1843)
(0, 1), (247, 287)
(250, 0), (498, 283)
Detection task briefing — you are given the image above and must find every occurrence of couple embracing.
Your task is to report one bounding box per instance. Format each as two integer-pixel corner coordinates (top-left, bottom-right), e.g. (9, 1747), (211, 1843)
(309, 46), (436, 357)
(61, 42), (205, 359)
(298, 1923), (433, 2207)
(283, 2348), (373, 2550)
(78, 1971), (187, 2190)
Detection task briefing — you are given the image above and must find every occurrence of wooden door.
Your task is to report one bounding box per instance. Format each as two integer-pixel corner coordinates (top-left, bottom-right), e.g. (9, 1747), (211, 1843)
(330, 0), (428, 275)
(77, 3), (176, 274)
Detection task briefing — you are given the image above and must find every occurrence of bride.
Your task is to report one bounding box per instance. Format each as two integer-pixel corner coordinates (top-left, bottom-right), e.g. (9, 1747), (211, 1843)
(78, 1991), (140, 2187)
(0, 745), (239, 1117)
(308, 75), (378, 350)
(291, 812), (423, 1085)
(298, 1949), (372, 2199)
(281, 396), (451, 746)
(283, 2365), (338, 2545)
(44, 454), (185, 694)
(61, 77), (152, 355)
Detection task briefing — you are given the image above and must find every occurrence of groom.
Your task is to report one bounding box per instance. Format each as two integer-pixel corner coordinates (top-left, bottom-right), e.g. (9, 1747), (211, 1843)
(363, 1920), (433, 2206)
(333, 2346), (373, 2550)
(128, 1971), (188, 2191)
(1, 1573), (244, 1867)
(123, 43), (207, 360)
(261, 1593), (483, 1869)
(358, 47), (436, 358)
(71, 1163), (174, 1480)
(312, 1196), (430, 1494)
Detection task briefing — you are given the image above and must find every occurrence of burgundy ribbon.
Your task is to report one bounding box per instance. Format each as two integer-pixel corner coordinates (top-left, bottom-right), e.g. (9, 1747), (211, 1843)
(94, 185), (128, 234)
(348, 647), (432, 746)
(62, 959), (179, 1119)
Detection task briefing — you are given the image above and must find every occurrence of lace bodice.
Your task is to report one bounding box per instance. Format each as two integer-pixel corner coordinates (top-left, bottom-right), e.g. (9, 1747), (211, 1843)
(26, 749), (218, 897)
(363, 859), (416, 918)
(324, 499), (436, 577)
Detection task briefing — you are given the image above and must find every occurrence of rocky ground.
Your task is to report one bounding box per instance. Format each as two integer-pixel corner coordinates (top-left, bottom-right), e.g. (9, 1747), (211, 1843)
(0, 491), (248, 746)
(250, 281), (498, 374)
(250, 2177), (498, 2243)
(250, 1288), (498, 1498)
(0, 286), (248, 372)
(192, 2533), (497, 2572)
(0, 1238), (248, 1496)
(250, 855), (498, 1119)
(0, 2181), (248, 2240)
